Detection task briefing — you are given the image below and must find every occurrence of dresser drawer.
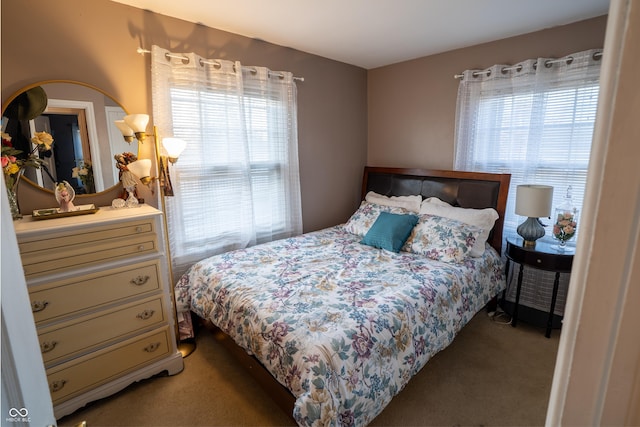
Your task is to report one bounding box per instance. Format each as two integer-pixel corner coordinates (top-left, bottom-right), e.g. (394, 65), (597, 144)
(19, 219), (154, 253)
(506, 241), (573, 273)
(46, 328), (171, 405)
(21, 236), (158, 279)
(29, 261), (162, 324)
(39, 296), (166, 366)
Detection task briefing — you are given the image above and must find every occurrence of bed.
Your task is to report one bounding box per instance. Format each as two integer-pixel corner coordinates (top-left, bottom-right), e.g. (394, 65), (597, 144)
(175, 167), (511, 426)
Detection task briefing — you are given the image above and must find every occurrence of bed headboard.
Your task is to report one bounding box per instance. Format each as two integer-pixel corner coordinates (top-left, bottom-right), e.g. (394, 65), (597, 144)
(361, 167), (511, 253)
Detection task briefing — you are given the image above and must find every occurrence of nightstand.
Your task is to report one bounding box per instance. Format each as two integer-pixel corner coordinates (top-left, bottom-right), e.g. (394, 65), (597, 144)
(505, 237), (574, 338)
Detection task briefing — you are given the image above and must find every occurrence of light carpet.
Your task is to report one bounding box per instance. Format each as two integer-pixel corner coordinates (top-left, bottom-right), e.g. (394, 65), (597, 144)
(58, 311), (559, 426)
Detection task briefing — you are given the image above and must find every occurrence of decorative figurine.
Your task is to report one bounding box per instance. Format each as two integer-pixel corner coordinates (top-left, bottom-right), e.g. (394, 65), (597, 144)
(55, 180), (76, 212)
(114, 152), (141, 206)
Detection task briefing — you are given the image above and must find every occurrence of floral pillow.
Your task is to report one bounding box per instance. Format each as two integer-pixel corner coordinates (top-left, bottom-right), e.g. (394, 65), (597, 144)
(402, 214), (482, 263)
(344, 201), (410, 237)
(420, 199), (498, 257)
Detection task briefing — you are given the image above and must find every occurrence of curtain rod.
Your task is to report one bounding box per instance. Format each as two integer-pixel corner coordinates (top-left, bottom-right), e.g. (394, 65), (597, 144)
(453, 51), (603, 80)
(137, 48), (304, 82)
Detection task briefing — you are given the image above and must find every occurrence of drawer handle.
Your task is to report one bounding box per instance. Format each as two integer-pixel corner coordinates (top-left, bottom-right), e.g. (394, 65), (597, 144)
(130, 275), (150, 286)
(40, 341), (58, 354)
(135, 226), (144, 233)
(537, 259), (543, 264)
(50, 380), (66, 393)
(144, 342), (161, 353)
(32, 300), (49, 313)
(138, 245), (146, 251)
(136, 309), (155, 320)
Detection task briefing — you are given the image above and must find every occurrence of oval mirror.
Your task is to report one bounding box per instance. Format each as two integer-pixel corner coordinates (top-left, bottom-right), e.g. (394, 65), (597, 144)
(2, 80), (133, 194)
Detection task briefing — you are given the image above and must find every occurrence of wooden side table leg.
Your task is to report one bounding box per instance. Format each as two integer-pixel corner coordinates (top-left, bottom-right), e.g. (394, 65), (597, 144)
(502, 258), (511, 305)
(512, 263), (524, 327)
(547, 272), (562, 338)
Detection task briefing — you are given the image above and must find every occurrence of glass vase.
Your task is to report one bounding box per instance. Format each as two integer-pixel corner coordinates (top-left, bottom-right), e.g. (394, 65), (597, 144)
(5, 170), (24, 220)
(6, 184), (22, 220)
(554, 234), (570, 252)
(553, 186), (579, 252)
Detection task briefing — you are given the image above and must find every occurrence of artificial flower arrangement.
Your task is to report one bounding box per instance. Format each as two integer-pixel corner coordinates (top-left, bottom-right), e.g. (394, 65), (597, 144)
(72, 160), (95, 193)
(2, 131), (54, 189)
(552, 186), (579, 249)
(553, 211), (577, 243)
(2, 130), (54, 219)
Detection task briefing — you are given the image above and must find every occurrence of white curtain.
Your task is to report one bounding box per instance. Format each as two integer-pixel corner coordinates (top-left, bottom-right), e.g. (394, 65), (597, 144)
(455, 48), (602, 243)
(454, 48), (602, 316)
(151, 46), (302, 281)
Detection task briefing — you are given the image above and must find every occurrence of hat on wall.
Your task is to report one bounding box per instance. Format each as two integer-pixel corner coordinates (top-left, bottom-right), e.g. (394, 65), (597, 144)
(4, 86), (48, 121)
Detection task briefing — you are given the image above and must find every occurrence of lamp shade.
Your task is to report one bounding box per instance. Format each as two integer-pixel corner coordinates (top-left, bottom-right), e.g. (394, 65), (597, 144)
(127, 159), (152, 180)
(515, 185), (554, 218)
(114, 120), (134, 138)
(123, 114), (150, 134)
(162, 138), (187, 159)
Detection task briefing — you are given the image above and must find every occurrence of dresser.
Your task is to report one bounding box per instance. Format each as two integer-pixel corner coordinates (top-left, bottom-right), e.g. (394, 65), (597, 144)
(13, 204), (184, 419)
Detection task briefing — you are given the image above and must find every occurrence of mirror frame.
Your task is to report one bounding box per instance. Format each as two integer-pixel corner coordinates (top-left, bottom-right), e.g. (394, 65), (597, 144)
(2, 80), (132, 213)
(2, 79), (127, 120)
(16, 175), (125, 215)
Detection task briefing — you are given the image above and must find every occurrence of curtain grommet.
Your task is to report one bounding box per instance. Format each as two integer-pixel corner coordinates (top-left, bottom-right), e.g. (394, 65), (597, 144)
(165, 52), (189, 65)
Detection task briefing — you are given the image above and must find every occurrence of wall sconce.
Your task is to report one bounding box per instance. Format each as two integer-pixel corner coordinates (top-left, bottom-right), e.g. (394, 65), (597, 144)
(127, 158), (153, 185)
(115, 114), (150, 143)
(515, 184), (554, 248)
(113, 113), (186, 196)
(162, 138), (187, 163)
(157, 136), (186, 197)
(114, 120), (134, 143)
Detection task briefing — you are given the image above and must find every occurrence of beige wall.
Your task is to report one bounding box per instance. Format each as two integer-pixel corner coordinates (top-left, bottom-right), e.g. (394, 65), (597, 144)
(367, 16), (608, 170)
(1, 1), (608, 228)
(1, 0), (368, 232)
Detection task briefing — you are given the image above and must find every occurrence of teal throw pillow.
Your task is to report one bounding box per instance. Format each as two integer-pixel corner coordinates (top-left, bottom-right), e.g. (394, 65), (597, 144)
(361, 212), (419, 253)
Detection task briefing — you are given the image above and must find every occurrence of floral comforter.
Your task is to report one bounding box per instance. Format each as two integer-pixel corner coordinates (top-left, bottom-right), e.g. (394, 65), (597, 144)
(175, 226), (505, 427)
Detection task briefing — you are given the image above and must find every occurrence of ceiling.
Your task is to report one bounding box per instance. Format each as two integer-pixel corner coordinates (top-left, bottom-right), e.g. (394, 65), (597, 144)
(111, 0), (610, 69)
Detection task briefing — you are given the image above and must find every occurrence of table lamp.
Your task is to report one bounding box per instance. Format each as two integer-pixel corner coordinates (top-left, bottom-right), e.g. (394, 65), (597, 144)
(515, 184), (553, 248)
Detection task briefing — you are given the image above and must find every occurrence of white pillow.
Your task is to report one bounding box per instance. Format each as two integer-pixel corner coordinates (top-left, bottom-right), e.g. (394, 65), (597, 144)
(419, 200), (499, 257)
(365, 191), (422, 213)
(423, 197), (452, 206)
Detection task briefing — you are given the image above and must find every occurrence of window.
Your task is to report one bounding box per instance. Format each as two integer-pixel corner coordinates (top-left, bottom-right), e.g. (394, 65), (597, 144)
(454, 49), (602, 317)
(152, 48), (302, 279)
(170, 87), (293, 247)
(455, 50), (602, 243)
